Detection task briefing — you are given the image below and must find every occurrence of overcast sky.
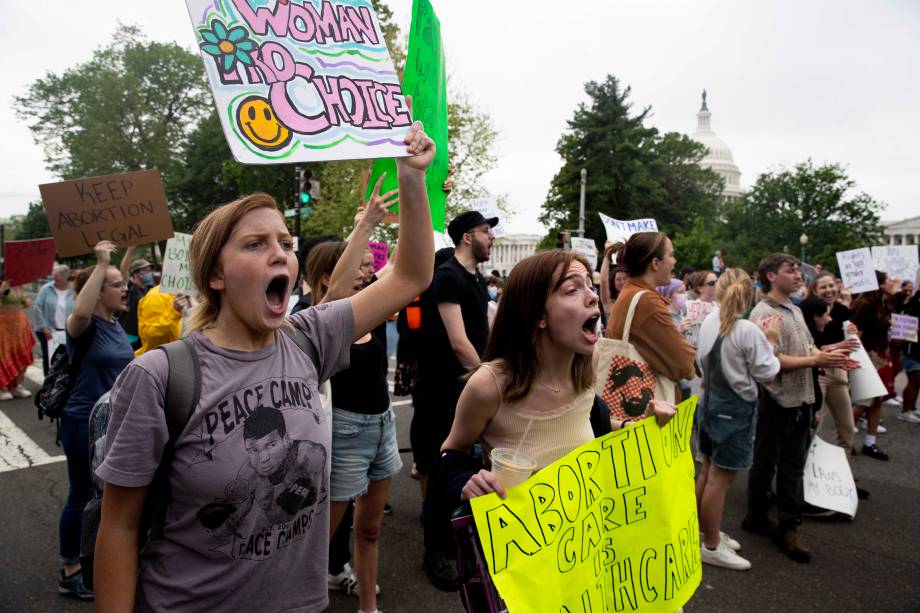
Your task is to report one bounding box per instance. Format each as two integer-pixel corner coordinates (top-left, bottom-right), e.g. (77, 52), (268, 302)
(1, 0), (917, 235)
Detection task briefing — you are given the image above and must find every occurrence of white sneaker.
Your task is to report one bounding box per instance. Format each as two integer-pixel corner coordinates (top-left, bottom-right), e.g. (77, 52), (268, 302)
(328, 563), (380, 596)
(877, 423), (887, 434)
(896, 411), (920, 423)
(883, 397), (902, 408)
(0, 390), (12, 401)
(700, 542), (751, 570)
(700, 530), (741, 551)
(11, 386), (31, 398)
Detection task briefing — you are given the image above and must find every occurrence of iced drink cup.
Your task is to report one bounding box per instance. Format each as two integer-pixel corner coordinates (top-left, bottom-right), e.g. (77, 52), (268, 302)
(489, 448), (538, 489)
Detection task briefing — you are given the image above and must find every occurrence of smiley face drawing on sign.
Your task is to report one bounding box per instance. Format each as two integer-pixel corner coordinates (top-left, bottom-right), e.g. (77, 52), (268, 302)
(235, 95), (292, 151)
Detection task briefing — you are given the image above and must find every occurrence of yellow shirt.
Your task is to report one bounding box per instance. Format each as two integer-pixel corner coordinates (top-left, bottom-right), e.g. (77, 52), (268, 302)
(135, 285), (183, 356)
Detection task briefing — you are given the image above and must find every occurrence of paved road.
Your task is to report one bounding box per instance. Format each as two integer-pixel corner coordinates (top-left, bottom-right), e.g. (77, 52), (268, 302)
(1, 364), (918, 612)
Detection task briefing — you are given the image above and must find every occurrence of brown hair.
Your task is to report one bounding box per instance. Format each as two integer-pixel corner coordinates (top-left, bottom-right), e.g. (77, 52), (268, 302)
(482, 249), (595, 403)
(806, 271), (836, 299)
(304, 241), (346, 305)
(691, 270), (716, 292)
(75, 265), (118, 295)
(756, 253), (799, 293)
(75, 267), (95, 295)
(614, 232), (670, 278)
(716, 268), (754, 336)
(186, 193), (281, 332)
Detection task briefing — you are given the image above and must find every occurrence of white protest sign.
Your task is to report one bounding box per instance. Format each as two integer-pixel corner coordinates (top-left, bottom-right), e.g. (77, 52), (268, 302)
(683, 300), (716, 348)
(804, 436), (858, 517)
(160, 232), (195, 294)
(468, 196), (506, 238)
(598, 212), (658, 244)
(433, 230), (454, 251)
(184, 0), (411, 164)
(891, 313), (919, 342)
(49, 330), (66, 359)
(843, 321), (888, 404)
(569, 237), (598, 270)
(871, 245), (919, 283)
(835, 248), (878, 294)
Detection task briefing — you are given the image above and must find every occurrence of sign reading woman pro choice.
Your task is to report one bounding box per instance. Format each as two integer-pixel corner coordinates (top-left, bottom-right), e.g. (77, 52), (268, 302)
(470, 397), (702, 613)
(185, 0), (411, 164)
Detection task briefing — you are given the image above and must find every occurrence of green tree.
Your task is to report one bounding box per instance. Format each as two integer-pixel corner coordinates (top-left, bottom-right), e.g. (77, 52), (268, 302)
(717, 160), (884, 273)
(8, 202), (52, 240)
(540, 75), (723, 253)
(14, 25), (211, 192)
(671, 218), (716, 270)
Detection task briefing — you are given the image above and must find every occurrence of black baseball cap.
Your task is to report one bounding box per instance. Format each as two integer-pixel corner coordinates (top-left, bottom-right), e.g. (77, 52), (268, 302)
(447, 211), (499, 245)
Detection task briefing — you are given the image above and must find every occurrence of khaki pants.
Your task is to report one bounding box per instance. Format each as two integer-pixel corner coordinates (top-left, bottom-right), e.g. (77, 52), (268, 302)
(817, 367), (855, 452)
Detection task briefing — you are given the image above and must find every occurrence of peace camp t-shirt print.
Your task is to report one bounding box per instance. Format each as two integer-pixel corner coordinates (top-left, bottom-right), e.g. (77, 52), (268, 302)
(97, 300), (353, 612)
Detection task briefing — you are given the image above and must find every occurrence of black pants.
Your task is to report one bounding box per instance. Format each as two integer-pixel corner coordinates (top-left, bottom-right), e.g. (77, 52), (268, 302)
(37, 331), (50, 375)
(747, 392), (810, 524)
(416, 378), (464, 557)
(328, 501), (354, 574)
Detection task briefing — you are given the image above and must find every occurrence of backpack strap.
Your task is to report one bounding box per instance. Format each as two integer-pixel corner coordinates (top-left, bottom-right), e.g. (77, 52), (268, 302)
(147, 337), (200, 538)
(280, 321), (320, 373)
(622, 290), (646, 345)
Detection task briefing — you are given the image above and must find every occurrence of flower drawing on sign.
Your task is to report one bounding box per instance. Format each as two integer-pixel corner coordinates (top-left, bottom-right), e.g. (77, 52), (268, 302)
(199, 19), (256, 72)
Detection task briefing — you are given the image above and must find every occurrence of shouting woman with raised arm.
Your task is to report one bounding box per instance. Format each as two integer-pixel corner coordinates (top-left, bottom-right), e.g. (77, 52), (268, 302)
(93, 119), (435, 613)
(58, 241), (135, 600)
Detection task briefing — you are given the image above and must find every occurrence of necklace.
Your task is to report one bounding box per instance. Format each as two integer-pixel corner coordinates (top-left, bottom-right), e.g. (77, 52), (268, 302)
(538, 380), (565, 393)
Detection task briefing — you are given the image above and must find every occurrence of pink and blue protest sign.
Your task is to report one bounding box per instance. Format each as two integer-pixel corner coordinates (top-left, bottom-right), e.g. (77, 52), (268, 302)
(185, 0), (411, 164)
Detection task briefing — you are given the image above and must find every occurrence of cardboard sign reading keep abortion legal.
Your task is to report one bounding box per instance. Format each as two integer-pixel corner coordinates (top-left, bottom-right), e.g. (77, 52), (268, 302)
(39, 169), (174, 258)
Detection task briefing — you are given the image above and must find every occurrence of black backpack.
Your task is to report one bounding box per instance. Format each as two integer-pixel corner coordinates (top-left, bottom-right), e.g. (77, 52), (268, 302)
(80, 325), (318, 591)
(35, 327), (95, 422)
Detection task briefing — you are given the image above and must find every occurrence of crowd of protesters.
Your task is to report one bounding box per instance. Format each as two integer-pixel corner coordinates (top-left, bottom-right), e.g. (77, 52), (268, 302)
(1, 125), (919, 611)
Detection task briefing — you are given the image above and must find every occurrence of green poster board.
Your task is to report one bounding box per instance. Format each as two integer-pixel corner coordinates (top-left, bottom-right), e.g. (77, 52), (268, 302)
(365, 0), (448, 231)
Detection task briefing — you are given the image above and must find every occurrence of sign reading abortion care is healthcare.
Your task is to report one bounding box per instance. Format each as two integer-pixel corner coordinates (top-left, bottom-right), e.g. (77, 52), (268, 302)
(836, 248), (878, 294)
(599, 213), (658, 245)
(185, 0), (411, 164)
(39, 169), (174, 258)
(471, 397), (702, 613)
(160, 232), (195, 294)
(2, 238), (56, 286)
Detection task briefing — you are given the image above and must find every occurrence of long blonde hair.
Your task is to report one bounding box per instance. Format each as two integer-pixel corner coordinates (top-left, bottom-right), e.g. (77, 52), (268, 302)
(186, 193), (281, 332)
(716, 268), (754, 337)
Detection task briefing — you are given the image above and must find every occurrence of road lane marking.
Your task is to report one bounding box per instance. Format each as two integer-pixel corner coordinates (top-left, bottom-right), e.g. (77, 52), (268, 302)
(393, 399), (412, 407)
(0, 409), (65, 473)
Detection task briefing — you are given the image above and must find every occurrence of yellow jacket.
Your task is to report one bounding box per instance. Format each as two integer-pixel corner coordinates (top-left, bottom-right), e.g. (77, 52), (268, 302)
(135, 285), (183, 356)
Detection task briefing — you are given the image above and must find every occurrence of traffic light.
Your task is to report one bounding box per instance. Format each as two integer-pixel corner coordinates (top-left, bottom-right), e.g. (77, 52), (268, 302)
(299, 170), (313, 206)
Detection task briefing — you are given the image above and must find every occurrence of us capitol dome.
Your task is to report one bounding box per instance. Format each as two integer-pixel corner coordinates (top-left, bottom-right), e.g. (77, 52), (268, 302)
(691, 90), (743, 200)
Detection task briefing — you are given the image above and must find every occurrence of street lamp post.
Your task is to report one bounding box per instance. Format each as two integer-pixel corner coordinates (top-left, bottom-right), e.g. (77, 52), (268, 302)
(578, 168), (587, 238)
(799, 233), (808, 262)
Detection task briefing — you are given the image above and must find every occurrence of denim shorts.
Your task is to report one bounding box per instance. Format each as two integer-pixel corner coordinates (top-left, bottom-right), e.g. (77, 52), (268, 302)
(698, 395), (757, 471)
(902, 351), (920, 373)
(330, 406), (403, 501)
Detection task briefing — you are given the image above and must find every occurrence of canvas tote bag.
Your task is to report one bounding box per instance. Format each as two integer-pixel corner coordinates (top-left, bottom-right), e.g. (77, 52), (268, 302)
(594, 290), (677, 421)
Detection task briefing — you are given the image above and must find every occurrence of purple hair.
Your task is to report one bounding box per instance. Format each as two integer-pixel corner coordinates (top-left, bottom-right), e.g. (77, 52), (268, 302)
(656, 278), (685, 299)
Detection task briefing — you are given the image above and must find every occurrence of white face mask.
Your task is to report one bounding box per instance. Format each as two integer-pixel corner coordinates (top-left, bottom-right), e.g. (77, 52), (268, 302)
(488, 286), (498, 301)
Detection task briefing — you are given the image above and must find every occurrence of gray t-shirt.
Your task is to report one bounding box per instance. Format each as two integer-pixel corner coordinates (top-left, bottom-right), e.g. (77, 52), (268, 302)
(97, 300), (354, 612)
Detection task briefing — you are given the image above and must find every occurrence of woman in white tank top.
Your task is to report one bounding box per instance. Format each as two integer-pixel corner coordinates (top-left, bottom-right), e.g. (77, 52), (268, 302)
(441, 250), (603, 500)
